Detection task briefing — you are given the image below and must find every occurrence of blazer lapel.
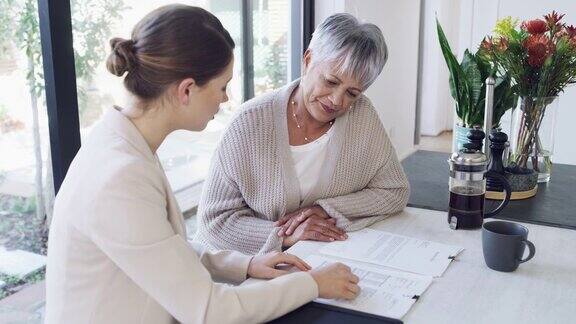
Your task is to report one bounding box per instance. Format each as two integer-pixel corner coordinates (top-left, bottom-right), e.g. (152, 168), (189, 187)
(102, 107), (156, 163)
(103, 107), (187, 237)
(157, 158), (187, 238)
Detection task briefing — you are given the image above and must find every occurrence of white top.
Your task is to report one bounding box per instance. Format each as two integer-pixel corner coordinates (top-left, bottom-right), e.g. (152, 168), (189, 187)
(44, 108), (318, 324)
(290, 126), (334, 202)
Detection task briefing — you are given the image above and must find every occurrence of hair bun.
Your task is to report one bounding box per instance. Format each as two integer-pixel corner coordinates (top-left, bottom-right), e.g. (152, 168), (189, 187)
(106, 37), (137, 76)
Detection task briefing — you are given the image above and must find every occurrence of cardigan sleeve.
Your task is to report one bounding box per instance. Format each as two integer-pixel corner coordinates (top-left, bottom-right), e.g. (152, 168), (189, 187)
(89, 162), (317, 323)
(314, 107), (410, 231)
(195, 152), (285, 255)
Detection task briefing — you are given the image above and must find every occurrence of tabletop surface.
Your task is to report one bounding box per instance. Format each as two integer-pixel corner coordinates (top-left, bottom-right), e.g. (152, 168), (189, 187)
(285, 207), (576, 324)
(401, 150), (576, 230)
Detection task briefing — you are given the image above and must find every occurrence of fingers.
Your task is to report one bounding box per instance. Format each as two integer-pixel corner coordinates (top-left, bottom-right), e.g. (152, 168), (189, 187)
(314, 221), (347, 239)
(339, 264), (359, 300)
(306, 230), (336, 242)
(274, 253), (312, 271)
(286, 214), (342, 237)
(274, 213), (293, 227)
(308, 216), (343, 233)
(307, 216), (346, 239)
(280, 210), (310, 235)
(274, 219), (288, 227)
(284, 214), (306, 235)
(274, 207), (317, 227)
(307, 224), (344, 241)
(336, 263), (351, 273)
(275, 206), (332, 230)
(342, 283), (361, 300)
(277, 219), (292, 236)
(349, 274), (360, 284)
(283, 209), (315, 235)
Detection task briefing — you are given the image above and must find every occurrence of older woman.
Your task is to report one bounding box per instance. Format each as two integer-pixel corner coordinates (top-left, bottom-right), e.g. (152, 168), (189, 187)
(195, 13), (409, 255)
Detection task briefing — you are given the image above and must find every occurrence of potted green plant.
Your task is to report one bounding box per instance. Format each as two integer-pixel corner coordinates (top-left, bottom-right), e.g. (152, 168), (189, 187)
(436, 19), (518, 151)
(480, 12), (576, 183)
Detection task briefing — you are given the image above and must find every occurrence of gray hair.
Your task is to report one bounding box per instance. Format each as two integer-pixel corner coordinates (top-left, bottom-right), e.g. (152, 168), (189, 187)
(307, 13), (388, 89)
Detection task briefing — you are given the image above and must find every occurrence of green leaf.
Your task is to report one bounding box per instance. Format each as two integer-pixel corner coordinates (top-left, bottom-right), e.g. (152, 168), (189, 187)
(462, 51), (483, 118)
(437, 18), (470, 124)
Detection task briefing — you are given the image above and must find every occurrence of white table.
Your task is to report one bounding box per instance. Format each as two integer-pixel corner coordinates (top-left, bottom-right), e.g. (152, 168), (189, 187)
(284, 207), (576, 324)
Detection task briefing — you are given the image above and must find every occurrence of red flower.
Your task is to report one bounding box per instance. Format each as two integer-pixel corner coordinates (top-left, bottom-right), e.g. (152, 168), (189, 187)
(496, 37), (509, 52)
(481, 36), (494, 51)
(566, 25), (576, 39)
(521, 19), (548, 35)
(544, 11), (565, 30)
(523, 34), (553, 68)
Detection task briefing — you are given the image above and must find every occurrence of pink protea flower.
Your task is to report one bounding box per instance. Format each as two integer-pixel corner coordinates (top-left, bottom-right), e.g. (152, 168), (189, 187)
(521, 19), (548, 35)
(566, 25), (576, 38)
(523, 34), (553, 68)
(496, 37), (509, 52)
(544, 11), (565, 32)
(480, 36), (494, 51)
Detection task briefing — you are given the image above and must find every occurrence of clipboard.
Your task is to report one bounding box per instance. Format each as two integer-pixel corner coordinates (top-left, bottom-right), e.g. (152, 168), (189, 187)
(269, 301), (403, 324)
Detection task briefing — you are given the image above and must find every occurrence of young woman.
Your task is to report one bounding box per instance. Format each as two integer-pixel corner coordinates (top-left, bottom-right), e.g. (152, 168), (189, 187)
(44, 5), (359, 324)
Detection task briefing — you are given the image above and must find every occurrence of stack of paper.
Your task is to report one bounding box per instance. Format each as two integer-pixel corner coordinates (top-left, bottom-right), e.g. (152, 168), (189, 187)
(318, 228), (463, 277)
(305, 228), (464, 319)
(306, 255), (433, 319)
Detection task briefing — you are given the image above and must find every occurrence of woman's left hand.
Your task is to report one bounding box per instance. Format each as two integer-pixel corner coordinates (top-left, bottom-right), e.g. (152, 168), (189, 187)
(276, 205), (346, 238)
(247, 251), (312, 279)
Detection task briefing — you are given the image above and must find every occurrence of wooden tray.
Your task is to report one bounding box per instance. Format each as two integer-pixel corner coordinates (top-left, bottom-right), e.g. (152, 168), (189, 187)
(486, 185), (538, 200)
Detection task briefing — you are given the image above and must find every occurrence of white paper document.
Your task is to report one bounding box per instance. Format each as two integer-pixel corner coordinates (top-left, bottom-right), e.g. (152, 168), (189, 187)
(306, 254), (433, 319)
(319, 228), (464, 277)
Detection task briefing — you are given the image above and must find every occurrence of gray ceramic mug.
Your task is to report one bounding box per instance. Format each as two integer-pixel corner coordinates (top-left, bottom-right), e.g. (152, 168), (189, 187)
(482, 221), (536, 272)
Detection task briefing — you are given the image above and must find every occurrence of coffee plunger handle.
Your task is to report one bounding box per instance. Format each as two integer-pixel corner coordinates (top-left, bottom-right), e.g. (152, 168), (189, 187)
(484, 170), (512, 218)
(483, 76), (496, 160)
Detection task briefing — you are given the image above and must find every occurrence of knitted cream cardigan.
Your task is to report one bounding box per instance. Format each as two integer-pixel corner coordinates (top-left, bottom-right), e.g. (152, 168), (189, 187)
(194, 79), (410, 255)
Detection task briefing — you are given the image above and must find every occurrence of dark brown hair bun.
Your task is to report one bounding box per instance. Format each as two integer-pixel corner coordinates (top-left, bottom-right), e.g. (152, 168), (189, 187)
(106, 38), (136, 76)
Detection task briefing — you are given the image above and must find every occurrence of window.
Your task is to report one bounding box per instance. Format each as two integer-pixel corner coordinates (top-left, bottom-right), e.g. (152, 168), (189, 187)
(70, 0), (294, 212)
(253, 0), (290, 96)
(0, 0), (311, 302)
(0, 0), (51, 300)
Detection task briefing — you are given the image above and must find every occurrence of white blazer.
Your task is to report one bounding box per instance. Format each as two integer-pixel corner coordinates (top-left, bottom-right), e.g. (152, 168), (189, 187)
(44, 107), (318, 324)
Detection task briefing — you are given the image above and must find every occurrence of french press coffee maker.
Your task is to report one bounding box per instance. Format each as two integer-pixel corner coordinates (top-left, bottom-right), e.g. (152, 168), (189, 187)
(447, 129), (511, 230)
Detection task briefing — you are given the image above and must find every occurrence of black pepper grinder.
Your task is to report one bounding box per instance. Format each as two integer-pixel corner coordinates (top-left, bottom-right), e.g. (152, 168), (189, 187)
(486, 131), (510, 194)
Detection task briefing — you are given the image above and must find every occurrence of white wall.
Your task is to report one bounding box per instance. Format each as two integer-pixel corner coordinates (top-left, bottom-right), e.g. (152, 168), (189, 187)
(315, 0), (421, 160)
(418, 0), (462, 136)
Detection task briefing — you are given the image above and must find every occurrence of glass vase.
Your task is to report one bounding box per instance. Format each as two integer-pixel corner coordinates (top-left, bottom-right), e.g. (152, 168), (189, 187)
(508, 96), (558, 183)
(452, 121), (474, 153)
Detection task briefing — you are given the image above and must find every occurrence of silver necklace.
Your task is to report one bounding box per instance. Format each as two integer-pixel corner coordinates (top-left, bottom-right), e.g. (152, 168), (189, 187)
(290, 100), (333, 142)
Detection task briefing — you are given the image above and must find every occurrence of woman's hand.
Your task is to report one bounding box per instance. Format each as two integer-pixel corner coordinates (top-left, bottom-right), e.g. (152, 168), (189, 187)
(247, 251), (312, 279)
(274, 206), (347, 240)
(310, 262), (360, 300)
(281, 214), (348, 247)
(276, 206), (347, 247)
(275, 206), (330, 229)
